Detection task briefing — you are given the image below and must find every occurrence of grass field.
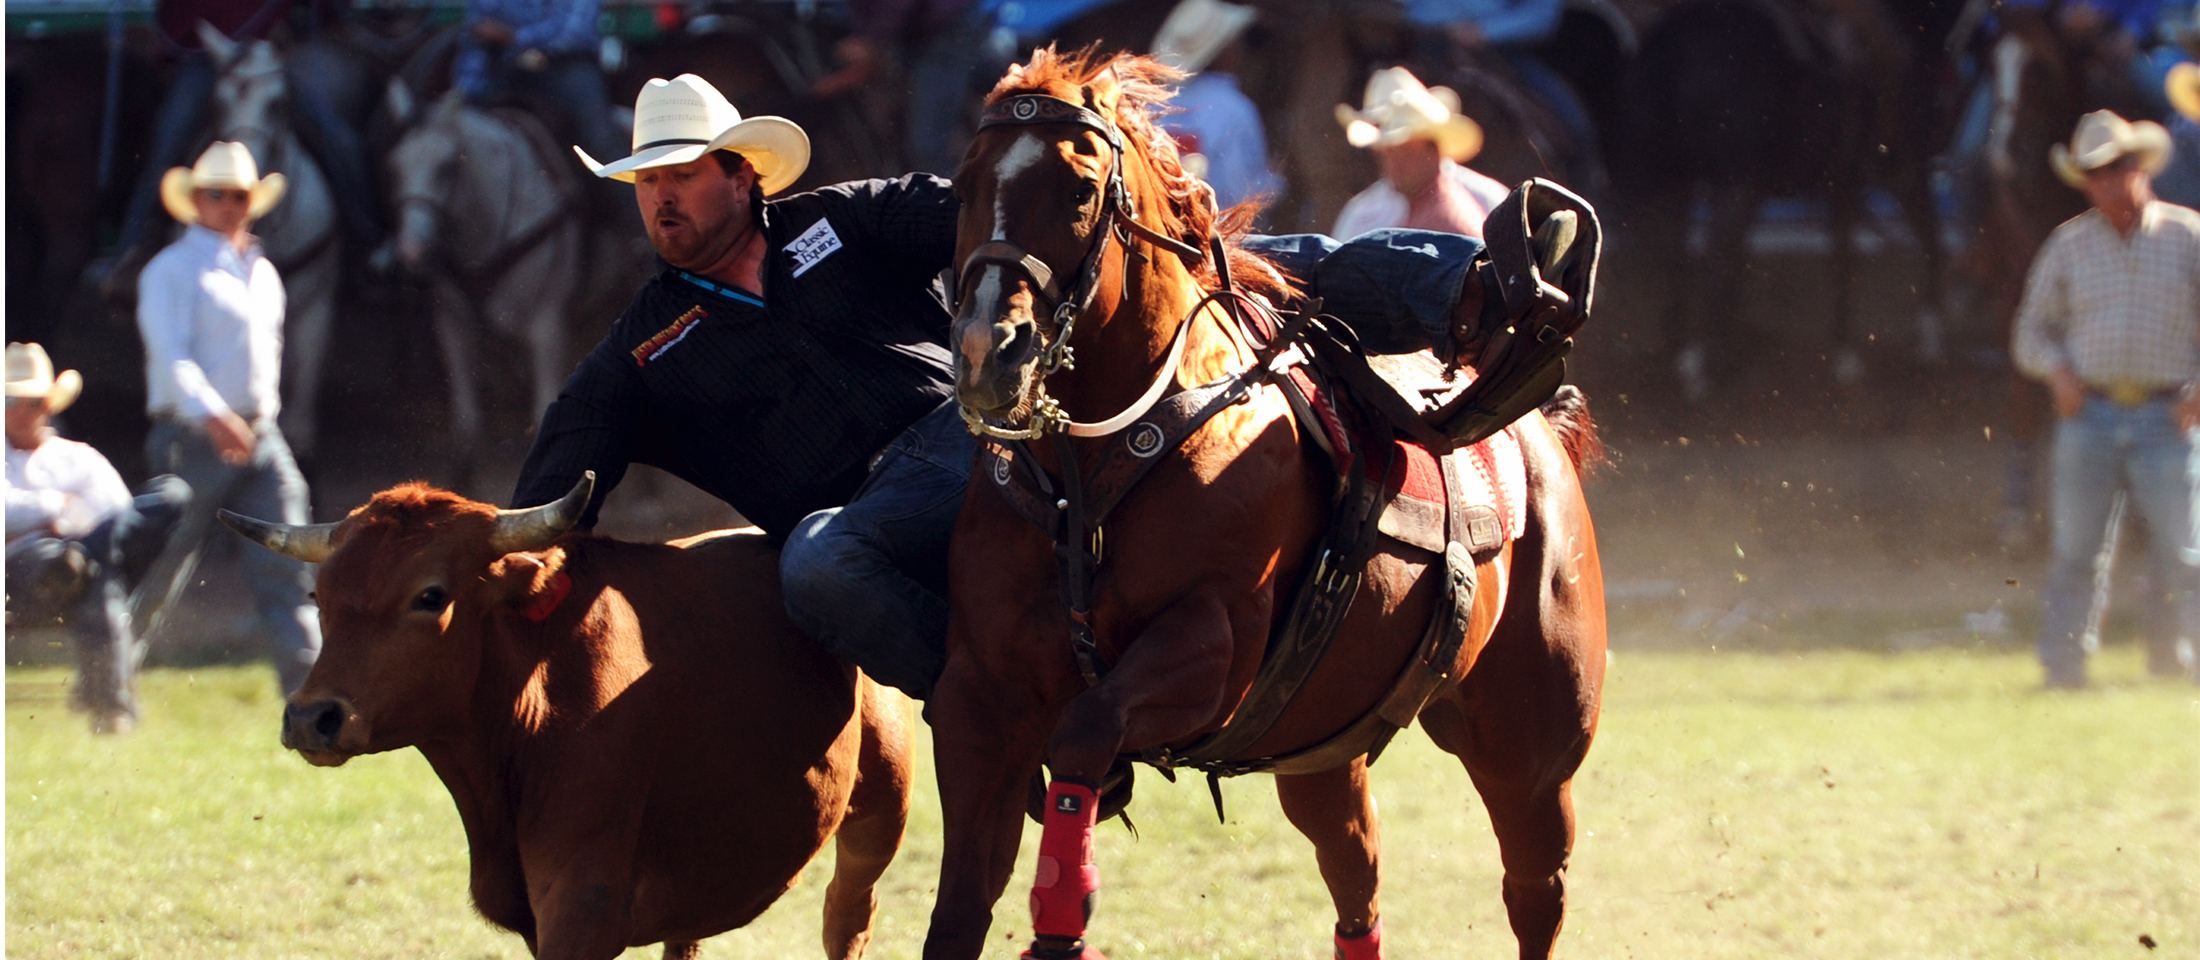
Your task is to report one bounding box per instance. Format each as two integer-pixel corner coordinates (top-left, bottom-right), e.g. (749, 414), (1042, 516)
(7, 647), (2196, 959)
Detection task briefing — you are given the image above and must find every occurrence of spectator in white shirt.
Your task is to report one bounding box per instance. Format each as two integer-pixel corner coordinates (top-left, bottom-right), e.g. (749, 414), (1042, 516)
(1331, 67), (1509, 239)
(134, 141), (322, 696)
(1153, 0), (1283, 212)
(5, 343), (189, 733)
(2012, 110), (2200, 688)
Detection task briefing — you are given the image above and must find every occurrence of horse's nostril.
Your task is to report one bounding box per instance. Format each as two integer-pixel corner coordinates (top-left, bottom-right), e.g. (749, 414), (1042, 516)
(313, 702), (344, 742)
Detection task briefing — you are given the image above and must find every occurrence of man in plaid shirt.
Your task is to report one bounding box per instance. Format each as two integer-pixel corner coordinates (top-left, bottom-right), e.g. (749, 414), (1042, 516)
(2013, 109), (2200, 688)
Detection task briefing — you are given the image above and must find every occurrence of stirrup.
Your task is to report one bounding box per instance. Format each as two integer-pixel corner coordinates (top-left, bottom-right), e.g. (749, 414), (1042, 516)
(1429, 178), (1601, 447)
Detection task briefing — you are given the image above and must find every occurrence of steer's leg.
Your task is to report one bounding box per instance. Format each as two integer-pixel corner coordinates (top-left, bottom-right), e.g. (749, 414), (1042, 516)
(1276, 759), (1385, 960)
(825, 682), (917, 960)
(1026, 590), (1240, 959)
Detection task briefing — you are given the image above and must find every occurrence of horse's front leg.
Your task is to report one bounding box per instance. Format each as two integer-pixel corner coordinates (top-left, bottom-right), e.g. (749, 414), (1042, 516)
(1276, 759), (1384, 959)
(925, 661), (1052, 960)
(1030, 589), (1240, 960)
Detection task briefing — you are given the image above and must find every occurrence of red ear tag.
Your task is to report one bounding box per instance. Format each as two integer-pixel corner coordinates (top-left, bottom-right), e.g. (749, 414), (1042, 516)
(522, 572), (573, 622)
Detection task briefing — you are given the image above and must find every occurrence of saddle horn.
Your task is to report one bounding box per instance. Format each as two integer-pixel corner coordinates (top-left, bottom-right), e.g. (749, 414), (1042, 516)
(218, 511), (340, 564)
(488, 472), (595, 555)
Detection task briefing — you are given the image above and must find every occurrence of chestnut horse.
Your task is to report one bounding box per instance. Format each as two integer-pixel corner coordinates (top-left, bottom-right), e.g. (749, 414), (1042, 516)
(934, 48), (1605, 960)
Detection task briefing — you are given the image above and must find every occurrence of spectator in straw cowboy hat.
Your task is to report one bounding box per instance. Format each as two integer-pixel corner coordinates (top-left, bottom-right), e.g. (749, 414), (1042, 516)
(515, 71), (1586, 702)
(5, 343), (192, 734)
(2013, 109), (2200, 688)
(134, 140), (324, 697)
(1152, 0), (1282, 211)
(1331, 66), (1510, 239)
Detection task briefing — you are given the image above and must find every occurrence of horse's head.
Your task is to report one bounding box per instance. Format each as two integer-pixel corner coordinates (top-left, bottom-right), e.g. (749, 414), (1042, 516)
(383, 86), (466, 272)
(202, 25), (289, 173)
(949, 48), (1219, 428)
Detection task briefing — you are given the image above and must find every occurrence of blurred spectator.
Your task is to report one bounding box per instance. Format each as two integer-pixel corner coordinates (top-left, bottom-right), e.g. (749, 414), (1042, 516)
(5, 343), (191, 735)
(115, 0), (384, 269)
(1332, 66), (1505, 238)
(455, 0), (622, 171)
(2011, 110), (2200, 688)
(816, 0), (1007, 175)
(1151, 0), (1281, 211)
(2157, 32), (2200, 207)
(134, 143), (323, 697)
(1400, 0), (1597, 185)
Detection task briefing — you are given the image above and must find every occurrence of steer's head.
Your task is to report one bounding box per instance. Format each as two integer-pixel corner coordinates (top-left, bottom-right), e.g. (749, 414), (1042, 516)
(219, 474), (593, 766)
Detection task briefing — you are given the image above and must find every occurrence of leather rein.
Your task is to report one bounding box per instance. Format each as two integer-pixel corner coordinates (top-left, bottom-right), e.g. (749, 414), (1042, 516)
(953, 94), (1208, 441)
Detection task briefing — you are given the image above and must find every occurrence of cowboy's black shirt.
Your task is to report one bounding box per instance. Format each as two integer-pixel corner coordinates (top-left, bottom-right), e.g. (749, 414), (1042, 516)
(512, 173), (959, 540)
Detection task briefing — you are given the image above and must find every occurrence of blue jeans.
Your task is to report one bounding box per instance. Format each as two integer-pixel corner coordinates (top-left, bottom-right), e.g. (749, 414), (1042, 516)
(139, 418), (323, 695)
(1245, 230), (1482, 355)
(780, 399), (977, 701)
(2039, 398), (2200, 683)
(5, 477), (191, 718)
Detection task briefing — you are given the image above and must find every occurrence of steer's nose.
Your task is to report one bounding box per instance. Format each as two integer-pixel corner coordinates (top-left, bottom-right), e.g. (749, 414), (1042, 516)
(281, 699), (347, 752)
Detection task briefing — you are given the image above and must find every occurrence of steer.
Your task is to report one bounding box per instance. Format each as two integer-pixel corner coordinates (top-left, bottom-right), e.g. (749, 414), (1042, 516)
(220, 474), (913, 960)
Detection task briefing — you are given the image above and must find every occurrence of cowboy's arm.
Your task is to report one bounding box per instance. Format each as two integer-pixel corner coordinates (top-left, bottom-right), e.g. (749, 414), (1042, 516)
(1243, 229), (1482, 355)
(2010, 231), (2075, 383)
(135, 256), (236, 423)
(512, 333), (644, 530)
(844, 173), (961, 272)
(4, 473), (64, 539)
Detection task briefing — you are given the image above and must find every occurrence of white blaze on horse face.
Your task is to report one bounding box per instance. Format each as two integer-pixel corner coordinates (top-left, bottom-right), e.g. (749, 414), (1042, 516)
(1987, 34), (2027, 176)
(969, 132), (1049, 317)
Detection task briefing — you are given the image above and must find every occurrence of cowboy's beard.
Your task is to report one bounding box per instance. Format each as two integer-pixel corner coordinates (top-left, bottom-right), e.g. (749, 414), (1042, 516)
(643, 187), (754, 272)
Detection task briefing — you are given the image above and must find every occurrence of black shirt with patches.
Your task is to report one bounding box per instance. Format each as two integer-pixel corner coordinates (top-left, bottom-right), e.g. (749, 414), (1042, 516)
(511, 173), (959, 540)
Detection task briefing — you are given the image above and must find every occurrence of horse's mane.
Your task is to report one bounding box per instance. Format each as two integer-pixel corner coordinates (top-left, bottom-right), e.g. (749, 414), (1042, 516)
(987, 46), (1292, 300)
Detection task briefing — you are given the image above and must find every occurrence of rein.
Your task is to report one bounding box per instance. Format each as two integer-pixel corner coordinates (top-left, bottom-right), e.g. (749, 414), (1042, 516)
(955, 94), (1207, 441)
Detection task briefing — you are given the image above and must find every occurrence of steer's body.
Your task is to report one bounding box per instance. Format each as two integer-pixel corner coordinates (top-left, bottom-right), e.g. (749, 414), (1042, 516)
(257, 484), (912, 960)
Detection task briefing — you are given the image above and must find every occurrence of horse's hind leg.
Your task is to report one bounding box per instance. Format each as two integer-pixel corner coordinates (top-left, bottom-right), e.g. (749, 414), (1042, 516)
(277, 248), (340, 461)
(1276, 759), (1385, 958)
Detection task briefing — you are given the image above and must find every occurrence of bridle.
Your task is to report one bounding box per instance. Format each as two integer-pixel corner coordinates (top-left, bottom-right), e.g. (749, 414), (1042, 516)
(954, 93), (1207, 440)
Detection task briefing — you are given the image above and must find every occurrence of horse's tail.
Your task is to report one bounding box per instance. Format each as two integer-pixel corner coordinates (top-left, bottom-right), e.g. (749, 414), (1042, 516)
(1539, 384), (1604, 478)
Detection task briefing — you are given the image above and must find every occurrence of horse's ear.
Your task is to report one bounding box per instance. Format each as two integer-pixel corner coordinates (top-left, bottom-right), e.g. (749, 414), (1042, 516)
(196, 20), (240, 65)
(1081, 66), (1122, 119)
(384, 77), (418, 128)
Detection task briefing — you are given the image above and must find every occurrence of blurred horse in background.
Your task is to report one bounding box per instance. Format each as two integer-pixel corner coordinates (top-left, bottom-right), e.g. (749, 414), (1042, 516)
(1969, 2), (2149, 546)
(380, 84), (585, 496)
(1613, 0), (1965, 401)
(202, 27), (345, 460)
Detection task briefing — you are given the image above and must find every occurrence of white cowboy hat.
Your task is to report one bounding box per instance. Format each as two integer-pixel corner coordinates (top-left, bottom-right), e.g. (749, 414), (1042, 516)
(6, 342), (82, 414)
(1152, 0), (1256, 74)
(1334, 67), (1483, 163)
(575, 73), (811, 195)
(160, 141), (287, 224)
(2168, 62), (2200, 124)
(2050, 109), (2172, 188)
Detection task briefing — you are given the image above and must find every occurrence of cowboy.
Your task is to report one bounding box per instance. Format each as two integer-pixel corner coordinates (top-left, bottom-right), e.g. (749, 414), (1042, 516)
(1152, 0), (1282, 211)
(5, 343), (192, 734)
(2013, 109), (2200, 688)
(1332, 67), (1510, 239)
(1398, 0), (1600, 186)
(134, 141), (324, 696)
(514, 73), (1586, 702)
(456, 0), (622, 172)
(811, 0), (1008, 175)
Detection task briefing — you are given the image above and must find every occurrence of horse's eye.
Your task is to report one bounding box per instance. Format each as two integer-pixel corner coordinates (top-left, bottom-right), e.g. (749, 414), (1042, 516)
(1074, 181), (1100, 207)
(412, 586), (450, 613)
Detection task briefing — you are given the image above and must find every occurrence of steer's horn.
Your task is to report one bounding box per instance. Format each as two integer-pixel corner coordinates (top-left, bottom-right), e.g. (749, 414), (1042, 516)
(488, 471), (594, 554)
(218, 511), (339, 564)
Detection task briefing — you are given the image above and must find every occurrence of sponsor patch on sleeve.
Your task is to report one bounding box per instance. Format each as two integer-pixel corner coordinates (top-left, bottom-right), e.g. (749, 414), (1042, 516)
(632, 305), (706, 366)
(786, 217), (844, 278)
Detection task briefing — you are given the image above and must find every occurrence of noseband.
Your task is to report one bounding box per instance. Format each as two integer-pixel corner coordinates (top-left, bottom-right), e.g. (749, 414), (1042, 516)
(957, 94), (1206, 440)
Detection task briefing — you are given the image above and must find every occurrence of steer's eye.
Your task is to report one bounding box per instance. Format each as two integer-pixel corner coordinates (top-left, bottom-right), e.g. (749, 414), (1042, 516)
(412, 586), (450, 613)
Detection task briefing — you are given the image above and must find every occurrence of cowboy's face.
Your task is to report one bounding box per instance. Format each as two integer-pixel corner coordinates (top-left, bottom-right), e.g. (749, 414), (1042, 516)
(4, 397), (50, 450)
(2080, 155), (2148, 216)
(193, 187), (252, 235)
(634, 155), (758, 270)
(1379, 138), (1445, 195)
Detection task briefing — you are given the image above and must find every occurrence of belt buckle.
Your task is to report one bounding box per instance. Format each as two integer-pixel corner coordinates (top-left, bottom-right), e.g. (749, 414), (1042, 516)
(2104, 381), (2152, 407)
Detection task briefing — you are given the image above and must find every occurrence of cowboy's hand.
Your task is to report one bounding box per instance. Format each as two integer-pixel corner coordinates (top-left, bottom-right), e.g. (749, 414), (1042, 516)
(812, 37), (880, 98)
(2177, 386), (2200, 432)
(205, 410), (256, 465)
(2048, 367), (2086, 420)
(472, 18), (515, 46)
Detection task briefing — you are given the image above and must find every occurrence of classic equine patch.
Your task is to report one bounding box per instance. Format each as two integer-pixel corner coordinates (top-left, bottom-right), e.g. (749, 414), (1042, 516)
(786, 217), (844, 278)
(632, 305), (707, 366)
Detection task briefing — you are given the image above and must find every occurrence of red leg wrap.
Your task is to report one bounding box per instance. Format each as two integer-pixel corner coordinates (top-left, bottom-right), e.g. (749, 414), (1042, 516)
(1333, 917), (1383, 960)
(1028, 779), (1101, 941)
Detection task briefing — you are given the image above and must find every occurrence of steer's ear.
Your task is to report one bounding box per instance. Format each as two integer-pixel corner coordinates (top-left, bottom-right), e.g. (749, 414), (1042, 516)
(483, 548), (575, 622)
